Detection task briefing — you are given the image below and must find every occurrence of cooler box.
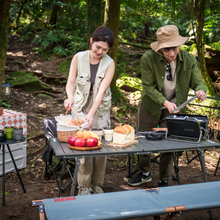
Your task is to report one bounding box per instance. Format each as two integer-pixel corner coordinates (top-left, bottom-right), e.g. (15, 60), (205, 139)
(0, 141), (27, 175)
(0, 109), (27, 175)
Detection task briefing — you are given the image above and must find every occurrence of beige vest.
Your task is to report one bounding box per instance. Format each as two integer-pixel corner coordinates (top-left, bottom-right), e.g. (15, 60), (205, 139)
(73, 50), (114, 116)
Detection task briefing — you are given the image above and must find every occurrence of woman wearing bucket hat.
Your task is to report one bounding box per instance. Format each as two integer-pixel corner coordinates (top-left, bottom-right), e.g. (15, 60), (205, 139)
(128, 25), (207, 187)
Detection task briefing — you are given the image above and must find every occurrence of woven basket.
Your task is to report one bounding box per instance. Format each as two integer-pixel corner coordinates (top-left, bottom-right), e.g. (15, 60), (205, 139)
(57, 108), (81, 143)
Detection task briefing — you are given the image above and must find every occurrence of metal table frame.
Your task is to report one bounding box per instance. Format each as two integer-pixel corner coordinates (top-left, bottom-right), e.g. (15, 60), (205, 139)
(1, 137), (26, 206)
(49, 137), (220, 196)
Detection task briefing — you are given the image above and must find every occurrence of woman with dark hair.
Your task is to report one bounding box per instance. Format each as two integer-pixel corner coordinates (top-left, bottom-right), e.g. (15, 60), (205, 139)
(64, 25), (115, 195)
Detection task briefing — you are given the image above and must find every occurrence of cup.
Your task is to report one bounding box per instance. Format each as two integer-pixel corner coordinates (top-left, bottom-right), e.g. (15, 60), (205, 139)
(92, 129), (103, 140)
(13, 127), (23, 141)
(103, 128), (114, 142)
(5, 126), (14, 139)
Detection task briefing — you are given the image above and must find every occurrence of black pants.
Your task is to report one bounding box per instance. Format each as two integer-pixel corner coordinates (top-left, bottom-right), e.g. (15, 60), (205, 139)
(137, 102), (173, 181)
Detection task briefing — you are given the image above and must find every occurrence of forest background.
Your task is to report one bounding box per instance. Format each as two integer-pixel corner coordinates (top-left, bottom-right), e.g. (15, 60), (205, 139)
(0, 0), (220, 118)
(1, 1), (220, 219)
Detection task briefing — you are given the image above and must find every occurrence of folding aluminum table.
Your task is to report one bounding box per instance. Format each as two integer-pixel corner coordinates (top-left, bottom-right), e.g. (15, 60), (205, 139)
(49, 136), (220, 196)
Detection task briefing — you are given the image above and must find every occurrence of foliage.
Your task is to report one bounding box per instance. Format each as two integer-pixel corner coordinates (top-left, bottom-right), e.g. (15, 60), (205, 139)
(0, 100), (11, 108)
(112, 103), (137, 124)
(116, 75), (142, 91)
(58, 60), (71, 75)
(32, 29), (87, 57)
(187, 97), (220, 119)
(111, 86), (128, 106)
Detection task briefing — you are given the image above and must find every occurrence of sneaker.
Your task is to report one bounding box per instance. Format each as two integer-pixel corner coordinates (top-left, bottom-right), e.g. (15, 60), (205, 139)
(89, 184), (104, 194)
(77, 188), (92, 196)
(128, 171), (152, 186)
(158, 180), (169, 187)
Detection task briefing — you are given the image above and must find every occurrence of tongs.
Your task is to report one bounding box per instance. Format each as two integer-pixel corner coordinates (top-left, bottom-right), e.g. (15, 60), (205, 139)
(170, 96), (198, 114)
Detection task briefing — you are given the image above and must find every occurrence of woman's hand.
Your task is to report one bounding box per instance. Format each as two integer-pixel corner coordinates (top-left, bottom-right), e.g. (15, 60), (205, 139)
(85, 113), (94, 129)
(163, 100), (179, 114)
(196, 90), (207, 101)
(63, 98), (74, 111)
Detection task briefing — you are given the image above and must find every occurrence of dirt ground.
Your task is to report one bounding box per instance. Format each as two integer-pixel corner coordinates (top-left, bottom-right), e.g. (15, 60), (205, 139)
(1, 36), (220, 220)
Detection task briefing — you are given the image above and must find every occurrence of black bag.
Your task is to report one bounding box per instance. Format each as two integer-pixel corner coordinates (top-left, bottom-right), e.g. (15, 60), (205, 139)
(165, 114), (209, 143)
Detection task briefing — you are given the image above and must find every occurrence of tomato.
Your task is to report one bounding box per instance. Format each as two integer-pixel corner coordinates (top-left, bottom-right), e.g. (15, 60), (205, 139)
(86, 137), (98, 147)
(74, 138), (86, 147)
(68, 135), (77, 146)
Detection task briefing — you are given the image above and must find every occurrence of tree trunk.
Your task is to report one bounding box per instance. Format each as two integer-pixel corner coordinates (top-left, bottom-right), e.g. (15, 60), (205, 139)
(0, 0), (10, 85)
(87, 0), (103, 44)
(103, 0), (121, 94)
(15, 0), (27, 24)
(49, 3), (59, 26)
(195, 0), (214, 95)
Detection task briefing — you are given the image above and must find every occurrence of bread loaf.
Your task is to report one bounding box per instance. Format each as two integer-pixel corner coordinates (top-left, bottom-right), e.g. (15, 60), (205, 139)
(113, 124), (135, 144)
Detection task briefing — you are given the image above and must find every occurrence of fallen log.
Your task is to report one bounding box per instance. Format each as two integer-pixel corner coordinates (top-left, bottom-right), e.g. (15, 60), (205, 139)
(118, 41), (151, 49)
(33, 90), (60, 97)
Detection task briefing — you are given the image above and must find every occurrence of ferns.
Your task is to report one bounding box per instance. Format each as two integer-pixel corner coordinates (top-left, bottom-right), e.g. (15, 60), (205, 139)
(32, 29), (87, 57)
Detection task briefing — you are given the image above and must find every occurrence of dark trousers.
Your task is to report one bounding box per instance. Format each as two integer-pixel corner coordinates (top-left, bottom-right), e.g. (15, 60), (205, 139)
(137, 102), (173, 181)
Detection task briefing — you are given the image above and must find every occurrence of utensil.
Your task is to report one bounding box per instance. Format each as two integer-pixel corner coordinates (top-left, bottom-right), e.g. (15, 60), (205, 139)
(170, 96), (197, 114)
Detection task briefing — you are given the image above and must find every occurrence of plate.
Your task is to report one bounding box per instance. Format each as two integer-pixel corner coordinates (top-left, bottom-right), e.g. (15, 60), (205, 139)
(69, 144), (103, 151)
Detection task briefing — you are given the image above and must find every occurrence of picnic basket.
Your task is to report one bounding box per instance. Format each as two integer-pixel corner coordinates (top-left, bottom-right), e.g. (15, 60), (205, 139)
(57, 108), (82, 143)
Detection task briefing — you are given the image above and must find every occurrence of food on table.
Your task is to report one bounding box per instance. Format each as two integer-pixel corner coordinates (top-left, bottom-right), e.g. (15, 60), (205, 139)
(68, 131), (101, 147)
(76, 130), (84, 138)
(86, 131), (101, 145)
(65, 118), (86, 126)
(82, 131), (91, 140)
(86, 137), (98, 147)
(113, 124), (135, 144)
(74, 138), (86, 147)
(68, 135), (77, 146)
(88, 131), (100, 140)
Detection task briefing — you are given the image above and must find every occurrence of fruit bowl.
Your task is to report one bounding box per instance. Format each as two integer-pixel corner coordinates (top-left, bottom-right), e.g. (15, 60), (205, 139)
(69, 143), (103, 151)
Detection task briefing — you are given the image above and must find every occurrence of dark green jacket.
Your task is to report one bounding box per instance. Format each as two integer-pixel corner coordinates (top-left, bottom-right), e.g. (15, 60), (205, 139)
(141, 49), (207, 119)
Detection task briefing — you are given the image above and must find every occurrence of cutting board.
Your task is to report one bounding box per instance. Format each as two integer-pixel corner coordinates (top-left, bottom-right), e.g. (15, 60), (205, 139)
(106, 140), (138, 149)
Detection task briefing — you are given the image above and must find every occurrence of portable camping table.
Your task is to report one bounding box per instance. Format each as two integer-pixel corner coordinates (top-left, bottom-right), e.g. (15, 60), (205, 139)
(49, 136), (220, 196)
(0, 137), (26, 206)
(33, 181), (220, 220)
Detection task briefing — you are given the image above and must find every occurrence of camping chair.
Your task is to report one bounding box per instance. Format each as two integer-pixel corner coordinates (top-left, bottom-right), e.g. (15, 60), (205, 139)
(42, 118), (75, 196)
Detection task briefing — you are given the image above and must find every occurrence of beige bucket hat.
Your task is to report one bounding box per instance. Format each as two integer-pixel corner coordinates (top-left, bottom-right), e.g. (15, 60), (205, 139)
(150, 25), (188, 52)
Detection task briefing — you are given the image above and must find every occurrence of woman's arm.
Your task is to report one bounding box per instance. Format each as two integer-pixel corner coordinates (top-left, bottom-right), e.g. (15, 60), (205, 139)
(64, 54), (78, 110)
(86, 61), (115, 128)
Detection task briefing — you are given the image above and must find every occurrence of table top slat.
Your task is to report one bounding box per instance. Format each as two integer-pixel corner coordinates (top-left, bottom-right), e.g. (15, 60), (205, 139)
(50, 137), (220, 158)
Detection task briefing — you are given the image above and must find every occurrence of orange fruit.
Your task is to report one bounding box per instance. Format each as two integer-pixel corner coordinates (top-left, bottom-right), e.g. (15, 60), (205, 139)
(82, 131), (91, 140)
(76, 130), (84, 138)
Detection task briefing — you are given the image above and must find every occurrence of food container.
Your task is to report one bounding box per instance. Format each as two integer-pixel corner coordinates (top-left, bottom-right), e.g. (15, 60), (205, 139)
(0, 130), (6, 142)
(5, 126), (14, 139)
(13, 128), (23, 141)
(56, 109), (89, 143)
(103, 128), (113, 142)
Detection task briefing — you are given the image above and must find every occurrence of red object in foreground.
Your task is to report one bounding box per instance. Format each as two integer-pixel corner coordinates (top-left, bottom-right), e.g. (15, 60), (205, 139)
(74, 138), (86, 147)
(68, 136), (77, 146)
(86, 137), (98, 147)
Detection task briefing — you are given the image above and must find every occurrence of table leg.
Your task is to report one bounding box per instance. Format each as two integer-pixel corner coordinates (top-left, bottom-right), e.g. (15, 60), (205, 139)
(70, 157), (80, 196)
(173, 152), (180, 185)
(6, 144), (26, 193)
(2, 144), (5, 206)
(198, 150), (208, 182)
(58, 159), (66, 197)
